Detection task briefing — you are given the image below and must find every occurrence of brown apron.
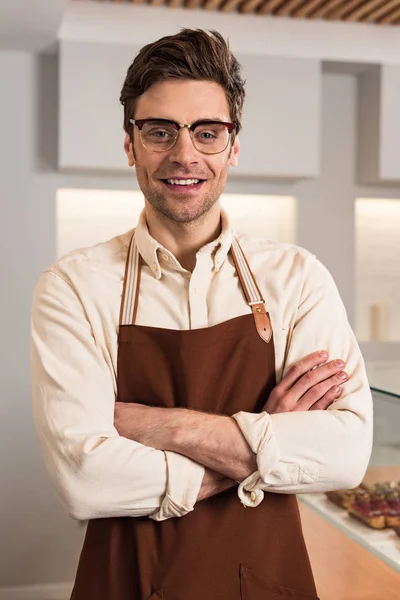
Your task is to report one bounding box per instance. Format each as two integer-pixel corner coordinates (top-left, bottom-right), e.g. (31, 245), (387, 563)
(71, 235), (319, 600)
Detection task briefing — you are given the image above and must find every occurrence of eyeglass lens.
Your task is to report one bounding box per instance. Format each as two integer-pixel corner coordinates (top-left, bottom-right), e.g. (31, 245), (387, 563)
(140, 120), (230, 154)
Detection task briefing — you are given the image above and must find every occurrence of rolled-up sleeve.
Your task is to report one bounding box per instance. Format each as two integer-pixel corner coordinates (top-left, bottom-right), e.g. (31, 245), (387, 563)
(31, 270), (204, 521)
(232, 256), (373, 507)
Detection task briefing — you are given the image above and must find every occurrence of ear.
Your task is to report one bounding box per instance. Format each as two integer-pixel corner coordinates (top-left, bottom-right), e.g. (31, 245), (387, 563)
(229, 136), (240, 167)
(124, 132), (135, 167)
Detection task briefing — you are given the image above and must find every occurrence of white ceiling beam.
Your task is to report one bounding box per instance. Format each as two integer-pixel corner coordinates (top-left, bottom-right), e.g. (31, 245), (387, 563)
(59, 2), (400, 64)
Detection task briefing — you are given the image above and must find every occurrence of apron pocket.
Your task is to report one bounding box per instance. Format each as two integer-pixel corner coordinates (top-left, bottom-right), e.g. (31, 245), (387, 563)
(240, 565), (319, 600)
(146, 590), (163, 600)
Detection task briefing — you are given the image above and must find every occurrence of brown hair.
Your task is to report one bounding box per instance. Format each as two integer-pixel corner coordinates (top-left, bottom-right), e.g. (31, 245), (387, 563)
(119, 29), (245, 139)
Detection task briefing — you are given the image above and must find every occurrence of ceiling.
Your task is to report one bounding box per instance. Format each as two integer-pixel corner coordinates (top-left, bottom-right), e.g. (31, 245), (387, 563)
(106, 0), (400, 24)
(1, 0), (398, 54)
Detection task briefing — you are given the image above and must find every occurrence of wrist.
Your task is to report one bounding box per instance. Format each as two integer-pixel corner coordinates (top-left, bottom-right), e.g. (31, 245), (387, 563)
(160, 407), (188, 452)
(197, 468), (233, 502)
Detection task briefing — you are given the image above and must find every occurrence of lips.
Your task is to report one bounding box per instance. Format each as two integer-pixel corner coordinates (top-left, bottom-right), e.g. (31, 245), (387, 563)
(162, 178), (205, 186)
(161, 178), (206, 193)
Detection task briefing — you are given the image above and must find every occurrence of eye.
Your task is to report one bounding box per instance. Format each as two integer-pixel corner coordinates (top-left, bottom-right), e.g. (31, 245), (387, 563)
(194, 123), (226, 143)
(194, 128), (220, 142)
(197, 131), (217, 140)
(148, 129), (173, 138)
(141, 121), (177, 143)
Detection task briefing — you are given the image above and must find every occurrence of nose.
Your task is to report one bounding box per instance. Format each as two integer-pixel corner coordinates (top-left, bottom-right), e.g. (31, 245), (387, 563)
(168, 127), (199, 167)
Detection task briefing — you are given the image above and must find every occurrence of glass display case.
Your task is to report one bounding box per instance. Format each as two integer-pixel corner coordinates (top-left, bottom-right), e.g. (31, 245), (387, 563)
(300, 361), (400, 573)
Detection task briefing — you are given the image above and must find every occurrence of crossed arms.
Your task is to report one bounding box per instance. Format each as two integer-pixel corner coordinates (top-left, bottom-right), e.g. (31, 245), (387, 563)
(114, 351), (352, 500)
(30, 259), (373, 521)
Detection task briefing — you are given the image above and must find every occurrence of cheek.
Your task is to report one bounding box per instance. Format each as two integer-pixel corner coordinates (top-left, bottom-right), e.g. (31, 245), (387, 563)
(134, 151), (162, 179)
(207, 156), (230, 178)
(214, 159), (230, 182)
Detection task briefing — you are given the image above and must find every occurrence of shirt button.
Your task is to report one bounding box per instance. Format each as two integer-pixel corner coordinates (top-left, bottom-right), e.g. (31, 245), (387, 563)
(250, 491), (257, 503)
(152, 264), (158, 272)
(192, 287), (197, 295)
(161, 253), (169, 262)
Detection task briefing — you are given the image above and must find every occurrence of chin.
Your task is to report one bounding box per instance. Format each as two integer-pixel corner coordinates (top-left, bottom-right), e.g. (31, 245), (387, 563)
(161, 205), (210, 224)
(149, 194), (218, 224)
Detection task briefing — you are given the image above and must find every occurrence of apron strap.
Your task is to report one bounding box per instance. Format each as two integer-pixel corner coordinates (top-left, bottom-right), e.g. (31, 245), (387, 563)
(119, 232), (141, 326)
(230, 238), (273, 344)
(120, 233), (272, 343)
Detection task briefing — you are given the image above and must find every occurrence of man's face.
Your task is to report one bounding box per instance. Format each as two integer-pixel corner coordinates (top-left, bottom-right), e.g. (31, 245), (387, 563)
(124, 80), (240, 224)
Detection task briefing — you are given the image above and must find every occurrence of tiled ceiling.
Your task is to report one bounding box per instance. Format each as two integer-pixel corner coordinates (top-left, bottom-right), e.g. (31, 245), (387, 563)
(103, 0), (400, 24)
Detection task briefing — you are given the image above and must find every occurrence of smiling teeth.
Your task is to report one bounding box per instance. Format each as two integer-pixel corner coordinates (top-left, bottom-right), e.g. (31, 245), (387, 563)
(167, 179), (201, 185)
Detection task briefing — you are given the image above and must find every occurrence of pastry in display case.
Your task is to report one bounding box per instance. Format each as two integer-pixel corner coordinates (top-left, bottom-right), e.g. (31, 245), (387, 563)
(325, 488), (358, 509)
(347, 489), (386, 529)
(326, 481), (400, 530)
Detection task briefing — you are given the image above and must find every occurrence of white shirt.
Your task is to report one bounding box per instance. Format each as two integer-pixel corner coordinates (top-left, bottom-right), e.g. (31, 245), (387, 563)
(30, 209), (373, 521)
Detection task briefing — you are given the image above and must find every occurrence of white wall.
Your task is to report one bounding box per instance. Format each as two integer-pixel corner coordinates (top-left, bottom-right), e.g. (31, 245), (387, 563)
(0, 0), (68, 52)
(1, 49), (400, 592)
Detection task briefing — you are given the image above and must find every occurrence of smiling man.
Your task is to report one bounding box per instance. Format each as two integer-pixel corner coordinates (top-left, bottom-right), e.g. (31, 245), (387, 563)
(31, 30), (372, 600)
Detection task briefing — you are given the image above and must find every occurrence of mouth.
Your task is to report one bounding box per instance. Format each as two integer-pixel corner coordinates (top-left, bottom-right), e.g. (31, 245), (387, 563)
(161, 178), (206, 192)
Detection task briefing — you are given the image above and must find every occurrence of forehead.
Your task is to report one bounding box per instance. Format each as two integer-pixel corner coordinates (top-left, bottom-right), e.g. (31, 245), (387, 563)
(135, 80), (231, 122)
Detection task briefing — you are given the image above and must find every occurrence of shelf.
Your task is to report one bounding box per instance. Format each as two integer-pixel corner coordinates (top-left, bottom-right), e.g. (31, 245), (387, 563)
(56, 189), (297, 257)
(355, 198), (400, 343)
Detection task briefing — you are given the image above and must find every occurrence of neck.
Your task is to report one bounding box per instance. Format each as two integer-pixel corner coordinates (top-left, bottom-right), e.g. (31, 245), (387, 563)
(144, 202), (222, 272)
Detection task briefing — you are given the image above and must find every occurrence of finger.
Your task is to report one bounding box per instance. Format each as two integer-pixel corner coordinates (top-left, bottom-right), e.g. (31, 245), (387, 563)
(308, 386), (343, 411)
(277, 351), (330, 392)
(296, 371), (348, 411)
(290, 359), (347, 401)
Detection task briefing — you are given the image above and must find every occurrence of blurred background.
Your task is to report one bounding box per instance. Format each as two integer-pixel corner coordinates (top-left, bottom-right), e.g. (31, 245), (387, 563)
(1, 0), (400, 597)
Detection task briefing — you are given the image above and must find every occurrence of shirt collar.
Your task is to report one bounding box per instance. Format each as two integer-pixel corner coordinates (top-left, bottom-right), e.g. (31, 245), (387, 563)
(134, 208), (233, 279)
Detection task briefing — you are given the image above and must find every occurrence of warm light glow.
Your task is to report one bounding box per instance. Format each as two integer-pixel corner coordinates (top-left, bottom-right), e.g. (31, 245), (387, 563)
(355, 198), (400, 342)
(222, 193), (296, 243)
(56, 189), (145, 257)
(56, 188), (296, 257)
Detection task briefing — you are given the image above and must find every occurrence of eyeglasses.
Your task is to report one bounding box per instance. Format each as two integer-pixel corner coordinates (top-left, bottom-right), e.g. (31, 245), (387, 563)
(130, 118), (236, 155)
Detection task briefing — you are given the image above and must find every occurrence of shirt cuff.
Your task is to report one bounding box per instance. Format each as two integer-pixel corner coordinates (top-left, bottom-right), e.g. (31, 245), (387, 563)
(232, 411), (280, 508)
(150, 451), (205, 521)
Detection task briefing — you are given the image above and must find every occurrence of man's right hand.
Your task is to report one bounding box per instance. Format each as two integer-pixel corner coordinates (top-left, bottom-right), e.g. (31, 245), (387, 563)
(264, 351), (348, 414)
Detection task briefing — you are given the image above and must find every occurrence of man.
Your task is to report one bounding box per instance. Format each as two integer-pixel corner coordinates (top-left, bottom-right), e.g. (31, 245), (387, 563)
(31, 29), (372, 600)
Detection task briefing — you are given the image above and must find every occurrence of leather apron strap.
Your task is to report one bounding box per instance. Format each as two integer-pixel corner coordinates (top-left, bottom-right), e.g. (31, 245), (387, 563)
(230, 237), (273, 344)
(119, 233), (272, 344)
